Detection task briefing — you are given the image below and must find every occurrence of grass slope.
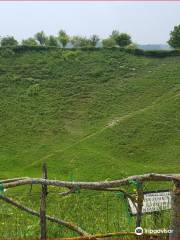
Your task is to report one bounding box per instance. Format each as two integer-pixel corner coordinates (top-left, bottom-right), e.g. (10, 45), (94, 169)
(0, 48), (180, 237)
(0, 49), (180, 179)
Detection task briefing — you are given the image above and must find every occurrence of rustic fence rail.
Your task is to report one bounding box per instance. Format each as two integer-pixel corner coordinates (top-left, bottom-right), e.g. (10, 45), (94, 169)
(0, 164), (180, 240)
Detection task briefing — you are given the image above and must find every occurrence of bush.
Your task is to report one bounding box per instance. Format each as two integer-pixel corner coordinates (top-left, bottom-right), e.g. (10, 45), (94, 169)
(123, 47), (144, 56)
(0, 48), (15, 57)
(143, 50), (180, 58)
(102, 38), (116, 48)
(71, 36), (92, 48)
(122, 48), (180, 58)
(62, 50), (80, 60)
(1, 36), (18, 47)
(110, 31), (132, 47)
(12, 45), (51, 53)
(22, 38), (38, 46)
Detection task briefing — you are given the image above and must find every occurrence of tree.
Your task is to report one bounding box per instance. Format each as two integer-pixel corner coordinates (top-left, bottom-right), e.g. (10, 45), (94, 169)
(46, 35), (58, 47)
(110, 30), (119, 42)
(22, 38), (38, 46)
(71, 36), (91, 48)
(34, 31), (47, 46)
(102, 38), (116, 48)
(110, 30), (132, 47)
(58, 30), (69, 48)
(89, 35), (100, 47)
(168, 25), (180, 48)
(1, 36), (18, 47)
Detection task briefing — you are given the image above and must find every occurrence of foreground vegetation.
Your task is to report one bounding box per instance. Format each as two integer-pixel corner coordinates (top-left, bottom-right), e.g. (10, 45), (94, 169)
(0, 48), (179, 237)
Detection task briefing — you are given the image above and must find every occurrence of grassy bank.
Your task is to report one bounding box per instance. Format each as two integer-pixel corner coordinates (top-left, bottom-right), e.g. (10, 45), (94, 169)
(0, 48), (179, 237)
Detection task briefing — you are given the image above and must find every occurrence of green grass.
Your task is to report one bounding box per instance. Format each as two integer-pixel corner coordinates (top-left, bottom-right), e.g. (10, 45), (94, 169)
(0, 48), (179, 237)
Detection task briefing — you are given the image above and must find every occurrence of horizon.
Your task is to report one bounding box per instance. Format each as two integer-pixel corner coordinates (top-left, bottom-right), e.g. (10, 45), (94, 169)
(0, 1), (180, 44)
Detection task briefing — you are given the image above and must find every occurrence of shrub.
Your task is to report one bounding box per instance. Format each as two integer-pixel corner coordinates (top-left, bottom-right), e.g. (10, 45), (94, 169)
(0, 48), (15, 57)
(110, 31), (132, 47)
(71, 36), (92, 48)
(62, 50), (80, 60)
(22, 38), (38, 46)
(12, 45), (50, 54)
(1, 36), (18, 47)
(102, 38), (116, 48)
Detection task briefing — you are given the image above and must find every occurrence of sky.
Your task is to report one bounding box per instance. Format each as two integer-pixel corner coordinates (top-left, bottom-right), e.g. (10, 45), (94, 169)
(0, 1), (180, 44)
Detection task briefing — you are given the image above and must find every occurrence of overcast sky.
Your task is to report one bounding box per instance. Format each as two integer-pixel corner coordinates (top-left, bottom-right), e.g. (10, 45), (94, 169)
(0, 1), (180, 44)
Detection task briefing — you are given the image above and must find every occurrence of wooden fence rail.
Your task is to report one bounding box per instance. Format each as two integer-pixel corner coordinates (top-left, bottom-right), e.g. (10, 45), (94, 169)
(0, 164), (180, 240)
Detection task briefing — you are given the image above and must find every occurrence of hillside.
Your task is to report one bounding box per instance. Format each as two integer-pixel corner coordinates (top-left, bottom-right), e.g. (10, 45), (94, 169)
(0, 48), (180, 180)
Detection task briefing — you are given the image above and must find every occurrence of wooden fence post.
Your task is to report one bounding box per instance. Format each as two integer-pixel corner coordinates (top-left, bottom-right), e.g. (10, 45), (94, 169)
(170, 179), (180, 239)
(136, 183), (143, 228)
(40, 162), (48, 240)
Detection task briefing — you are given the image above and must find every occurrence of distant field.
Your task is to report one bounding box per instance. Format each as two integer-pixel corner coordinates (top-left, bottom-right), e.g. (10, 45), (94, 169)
(0, 48), (179, 237)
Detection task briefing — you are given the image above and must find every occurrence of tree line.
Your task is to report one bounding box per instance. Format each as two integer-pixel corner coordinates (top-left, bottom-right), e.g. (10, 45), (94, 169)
(0, 30), (133, 48)
(0, 25), (180, 49)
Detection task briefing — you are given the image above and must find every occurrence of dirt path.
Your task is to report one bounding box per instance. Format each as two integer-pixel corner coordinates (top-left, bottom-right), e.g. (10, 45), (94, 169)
(24, 92), (180, 170)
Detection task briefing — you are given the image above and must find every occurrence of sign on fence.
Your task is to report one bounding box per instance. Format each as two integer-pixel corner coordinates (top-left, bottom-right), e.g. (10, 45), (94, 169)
(127, 190), (171, 215)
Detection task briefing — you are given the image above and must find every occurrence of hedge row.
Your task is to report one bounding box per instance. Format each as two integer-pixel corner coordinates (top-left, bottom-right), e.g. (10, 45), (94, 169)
(125, 48), (180, 58)
(0, 45), (180, 58)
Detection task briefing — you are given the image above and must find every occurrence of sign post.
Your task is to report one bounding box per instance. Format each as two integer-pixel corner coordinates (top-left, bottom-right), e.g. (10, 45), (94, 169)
(136, 183), (144, 228)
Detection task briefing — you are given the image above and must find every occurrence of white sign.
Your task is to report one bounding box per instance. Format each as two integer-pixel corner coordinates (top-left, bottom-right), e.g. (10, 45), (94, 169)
(127, 191), (171, 215)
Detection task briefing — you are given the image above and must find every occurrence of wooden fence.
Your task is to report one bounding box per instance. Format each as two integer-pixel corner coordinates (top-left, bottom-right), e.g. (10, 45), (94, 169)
(0, 163), (180, 240)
